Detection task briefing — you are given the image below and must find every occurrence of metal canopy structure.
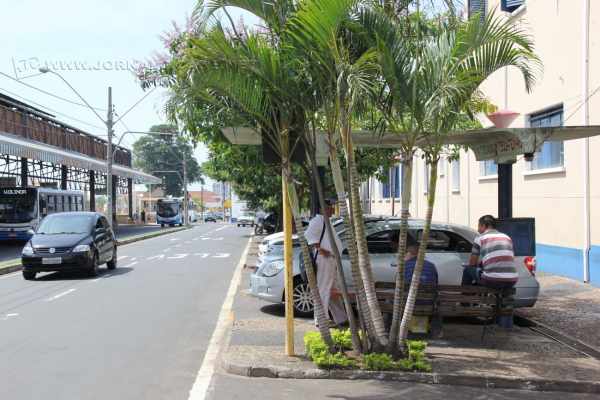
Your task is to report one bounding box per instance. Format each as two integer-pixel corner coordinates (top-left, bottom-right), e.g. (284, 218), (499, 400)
(0, 131), (160, 184)
(223, 125), (600, 160)
(0, 92), (161, 219)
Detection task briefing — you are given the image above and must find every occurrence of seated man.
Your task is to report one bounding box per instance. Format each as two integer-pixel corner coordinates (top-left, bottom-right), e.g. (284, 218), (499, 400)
(391, 234), (441, 335)
(463, 215), (519, 290)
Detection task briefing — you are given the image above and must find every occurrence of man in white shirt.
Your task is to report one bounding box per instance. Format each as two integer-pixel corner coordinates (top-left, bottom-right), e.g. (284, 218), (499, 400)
(304, 200), (347, 326)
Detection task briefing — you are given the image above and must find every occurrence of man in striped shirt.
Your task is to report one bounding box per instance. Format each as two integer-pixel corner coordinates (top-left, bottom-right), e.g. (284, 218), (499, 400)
(463, 215), (519, 289)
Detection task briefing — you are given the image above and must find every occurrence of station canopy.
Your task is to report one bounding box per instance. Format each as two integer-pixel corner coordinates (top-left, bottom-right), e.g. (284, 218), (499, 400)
(223, 126), (600, 164)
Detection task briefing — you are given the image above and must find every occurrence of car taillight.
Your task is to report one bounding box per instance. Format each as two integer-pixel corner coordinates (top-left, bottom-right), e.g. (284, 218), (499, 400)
(524, 256), (536, 275)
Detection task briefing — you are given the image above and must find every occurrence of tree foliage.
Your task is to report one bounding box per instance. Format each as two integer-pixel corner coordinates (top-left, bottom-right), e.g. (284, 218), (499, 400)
(132, 124), (203, 196)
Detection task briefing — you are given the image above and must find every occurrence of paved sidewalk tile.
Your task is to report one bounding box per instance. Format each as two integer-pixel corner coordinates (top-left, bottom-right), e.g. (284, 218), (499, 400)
(517, 273), (600, 350)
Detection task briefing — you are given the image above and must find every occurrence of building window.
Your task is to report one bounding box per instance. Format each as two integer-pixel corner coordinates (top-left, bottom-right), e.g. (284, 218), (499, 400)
(501, 0), (524, 13)
(468, 0), (487, 21)
(451, 159), (460, 192)
(382, 166), (401, 198)
(480, 160), (497, 176)
(529, 107), (564, 170)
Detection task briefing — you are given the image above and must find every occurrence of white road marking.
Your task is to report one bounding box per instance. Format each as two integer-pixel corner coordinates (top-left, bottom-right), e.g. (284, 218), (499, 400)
(167, 254), (188, 259)
(214, 225), (231, 232)
(213, 237), (224, 241)
(187, 236), (251, 400)
(212, 253), (230, 258)
(200, 237), (210, 241)
(194, 253), (210, 258)
(1, 313), (19, 321)
(45, 288), (76, 302)
(170, 238), (180, 241)
(117, 255), (129, 261)
(147, 254), (165, 261)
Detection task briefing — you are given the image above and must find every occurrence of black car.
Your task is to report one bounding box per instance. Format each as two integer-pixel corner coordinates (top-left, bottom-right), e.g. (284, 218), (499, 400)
(21, 212), (117, 280)
(204, 214), (217, 222)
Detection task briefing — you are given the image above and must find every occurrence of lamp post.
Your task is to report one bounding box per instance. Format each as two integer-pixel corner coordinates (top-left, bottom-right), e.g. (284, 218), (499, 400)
(38, 68), (155, 228)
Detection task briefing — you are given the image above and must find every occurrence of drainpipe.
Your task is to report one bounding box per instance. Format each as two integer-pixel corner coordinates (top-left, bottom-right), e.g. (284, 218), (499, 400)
(583, 0), (591, 283)
(467, 151), (471, 227)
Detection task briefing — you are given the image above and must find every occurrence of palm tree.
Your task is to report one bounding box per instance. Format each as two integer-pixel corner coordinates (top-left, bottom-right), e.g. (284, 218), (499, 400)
(395, 10), (541, 348)
(286, 0), (385, 349)
(180, 24), (337, 347)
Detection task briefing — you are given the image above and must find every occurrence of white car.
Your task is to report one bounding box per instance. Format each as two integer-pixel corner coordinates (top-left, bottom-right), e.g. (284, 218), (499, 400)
(250, 218), (540, 316)
(237, 213), (255, 227)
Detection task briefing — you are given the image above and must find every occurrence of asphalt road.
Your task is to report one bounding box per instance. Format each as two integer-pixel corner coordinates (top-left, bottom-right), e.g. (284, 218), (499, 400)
(0, 223), (250, 400)
(0, 224), (180, 263)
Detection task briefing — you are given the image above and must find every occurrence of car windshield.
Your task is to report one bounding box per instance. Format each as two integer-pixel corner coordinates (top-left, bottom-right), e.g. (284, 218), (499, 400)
(37, 215), (94, 234)
(157, 201), (180, 218)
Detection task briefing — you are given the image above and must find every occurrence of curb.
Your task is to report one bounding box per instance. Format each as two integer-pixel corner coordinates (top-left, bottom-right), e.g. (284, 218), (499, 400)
(221, 360), (600, 394)
(0, 225), (193, 277)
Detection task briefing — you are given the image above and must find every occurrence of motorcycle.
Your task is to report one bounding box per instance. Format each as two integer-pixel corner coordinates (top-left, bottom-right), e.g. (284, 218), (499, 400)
(254, 213), (277, 235)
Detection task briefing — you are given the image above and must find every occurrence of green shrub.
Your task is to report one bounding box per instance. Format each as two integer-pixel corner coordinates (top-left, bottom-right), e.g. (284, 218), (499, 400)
(362, 353), (395, 371)
(303, 331), (356, 370)
(407, 340), (428, 362)
(313, 351), (357, 369)
(395, 359), (414, 371)
(412, 359), (432, 373)
(304, 331), (327, 360)
(331, 329), (353, 350)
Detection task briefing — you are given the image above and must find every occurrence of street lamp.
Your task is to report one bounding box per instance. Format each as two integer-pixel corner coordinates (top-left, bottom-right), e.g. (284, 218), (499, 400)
(38, 68), (155, 228)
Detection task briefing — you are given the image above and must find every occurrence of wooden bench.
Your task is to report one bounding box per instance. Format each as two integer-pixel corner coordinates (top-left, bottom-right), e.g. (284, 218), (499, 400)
(337, 282), (515, 339)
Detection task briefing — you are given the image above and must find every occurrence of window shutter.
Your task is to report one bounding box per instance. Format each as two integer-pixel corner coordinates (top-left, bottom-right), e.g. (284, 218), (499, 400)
(468, 0), (487, 21)
(501, 0), (524, 12)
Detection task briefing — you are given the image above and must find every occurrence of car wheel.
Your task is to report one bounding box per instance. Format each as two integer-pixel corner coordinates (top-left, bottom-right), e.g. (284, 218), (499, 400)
(292, 279), (314, 317)
(89, 252), (100, 277)
(107, 248), (117, 270)
(161, 224), (165, 228)
(22, 270), (36, 280)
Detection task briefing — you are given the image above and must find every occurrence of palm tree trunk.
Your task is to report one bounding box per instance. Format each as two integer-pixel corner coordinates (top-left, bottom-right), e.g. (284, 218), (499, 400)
(387, 153), (413, 352)
(306, 148), (362, 353)
(283, 166), (334, 348)
(397, 157), (438, 348)
(345, 134), (388, 349)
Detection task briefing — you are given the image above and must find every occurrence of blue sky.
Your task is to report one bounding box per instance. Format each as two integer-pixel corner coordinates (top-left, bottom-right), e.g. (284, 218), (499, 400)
(0, 1), (252, 191)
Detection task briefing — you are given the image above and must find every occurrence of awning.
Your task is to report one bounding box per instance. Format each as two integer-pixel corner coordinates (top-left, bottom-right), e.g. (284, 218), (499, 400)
(0, 131), (161, 184)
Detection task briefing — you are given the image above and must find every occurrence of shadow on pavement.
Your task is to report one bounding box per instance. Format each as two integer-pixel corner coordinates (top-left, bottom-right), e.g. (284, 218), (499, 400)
(34, 267), (135, 281)
(260, 303), (313, 320)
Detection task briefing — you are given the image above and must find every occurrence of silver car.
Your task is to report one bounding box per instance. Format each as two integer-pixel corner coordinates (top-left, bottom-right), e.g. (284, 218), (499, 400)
(249, 218), (540, 316)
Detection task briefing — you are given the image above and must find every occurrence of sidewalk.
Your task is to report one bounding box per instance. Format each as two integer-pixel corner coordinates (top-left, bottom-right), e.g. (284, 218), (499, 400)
(517, 272), (600, 352)
(221, 237), (600, 394)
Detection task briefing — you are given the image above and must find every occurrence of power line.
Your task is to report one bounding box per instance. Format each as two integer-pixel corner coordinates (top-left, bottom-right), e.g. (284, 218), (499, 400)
(0, 87), (106, 132)
(0, 70), (107, 112)
(564, 84), (600, 124)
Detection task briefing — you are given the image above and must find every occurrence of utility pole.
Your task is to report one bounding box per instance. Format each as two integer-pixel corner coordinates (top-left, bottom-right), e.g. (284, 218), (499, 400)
(182, 156), (189, 226)
(106, 87), (114, 228)
(201, 185), (204, 223)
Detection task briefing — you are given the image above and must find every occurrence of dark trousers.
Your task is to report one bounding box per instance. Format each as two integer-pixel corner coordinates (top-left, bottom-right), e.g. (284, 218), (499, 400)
(462, 267), (516, 290)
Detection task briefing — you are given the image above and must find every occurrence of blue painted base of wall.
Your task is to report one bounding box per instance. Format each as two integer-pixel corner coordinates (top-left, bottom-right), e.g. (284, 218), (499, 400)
(536, 243), (600, 287)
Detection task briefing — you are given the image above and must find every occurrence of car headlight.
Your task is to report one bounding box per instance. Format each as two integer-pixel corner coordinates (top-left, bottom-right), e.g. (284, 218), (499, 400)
(73, 244), (91, 253)
(261, 261), (284, 277)
(22, 244), (34, 256)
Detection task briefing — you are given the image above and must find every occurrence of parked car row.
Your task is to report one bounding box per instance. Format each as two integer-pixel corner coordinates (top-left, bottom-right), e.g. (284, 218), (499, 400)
(250, 216), (540, 316)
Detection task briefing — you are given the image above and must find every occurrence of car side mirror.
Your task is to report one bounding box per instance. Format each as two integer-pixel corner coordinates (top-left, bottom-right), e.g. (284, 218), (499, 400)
(27, 229), (35, 236)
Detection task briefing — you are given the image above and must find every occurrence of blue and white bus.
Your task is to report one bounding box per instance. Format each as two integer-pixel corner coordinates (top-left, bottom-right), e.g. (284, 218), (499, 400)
(0, 187), (85, 241)
(156, 198), (183, 227)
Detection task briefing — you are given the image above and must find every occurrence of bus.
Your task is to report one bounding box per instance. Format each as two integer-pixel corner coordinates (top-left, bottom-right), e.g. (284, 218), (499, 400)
(156, 198), (184, 227)
(0, 187), (85, 241)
